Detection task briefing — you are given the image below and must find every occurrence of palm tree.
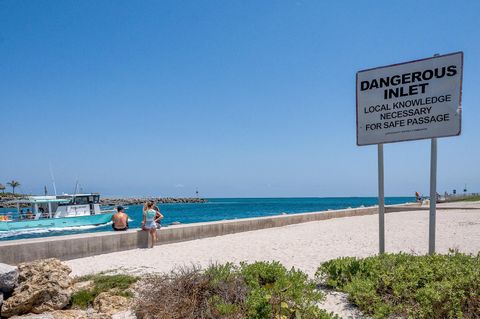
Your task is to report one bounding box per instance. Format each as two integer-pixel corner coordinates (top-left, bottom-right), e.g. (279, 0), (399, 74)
(7, 180), (20, 195)
(0, 183), (5, 193)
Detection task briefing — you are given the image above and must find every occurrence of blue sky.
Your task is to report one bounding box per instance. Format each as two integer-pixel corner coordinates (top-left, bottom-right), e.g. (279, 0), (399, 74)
(1, 0), (479, 197)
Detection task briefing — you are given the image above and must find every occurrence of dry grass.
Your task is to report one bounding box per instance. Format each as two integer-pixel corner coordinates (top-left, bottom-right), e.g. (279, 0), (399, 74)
(134, 265), (247, 319)
(134, 262), (336, 319)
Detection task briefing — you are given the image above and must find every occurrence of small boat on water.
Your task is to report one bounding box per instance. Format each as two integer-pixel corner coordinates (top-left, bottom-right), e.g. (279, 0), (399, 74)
(0, 193), (114, 232)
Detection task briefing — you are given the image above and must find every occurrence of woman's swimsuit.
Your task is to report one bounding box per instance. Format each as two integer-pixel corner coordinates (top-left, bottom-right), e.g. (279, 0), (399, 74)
(144, 209), (157, 229)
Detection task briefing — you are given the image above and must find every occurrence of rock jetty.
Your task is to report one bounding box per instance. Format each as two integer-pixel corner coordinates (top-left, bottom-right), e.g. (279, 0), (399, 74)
(0, 197), (206, 208)
(100, 197), (206, 207)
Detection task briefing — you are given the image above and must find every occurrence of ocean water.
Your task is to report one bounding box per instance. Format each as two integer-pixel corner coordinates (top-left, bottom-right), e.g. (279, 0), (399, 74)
(0, 197), (413, 241)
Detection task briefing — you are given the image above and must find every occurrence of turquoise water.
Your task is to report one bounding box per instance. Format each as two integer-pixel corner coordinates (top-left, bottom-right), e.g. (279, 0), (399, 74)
(0, 197), (413, 241)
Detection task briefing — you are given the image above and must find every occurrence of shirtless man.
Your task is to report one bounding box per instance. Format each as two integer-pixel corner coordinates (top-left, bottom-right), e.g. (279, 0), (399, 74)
(112, 206), (129, 231)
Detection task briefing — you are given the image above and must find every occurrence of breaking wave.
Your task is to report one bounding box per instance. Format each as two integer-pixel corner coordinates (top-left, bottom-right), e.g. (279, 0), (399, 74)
(0, 222), (113, 239)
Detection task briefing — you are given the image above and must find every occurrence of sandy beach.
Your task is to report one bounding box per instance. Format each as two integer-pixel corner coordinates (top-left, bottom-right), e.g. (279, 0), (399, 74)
(68, 202), (480, 277)
(65, 202), (480, 317)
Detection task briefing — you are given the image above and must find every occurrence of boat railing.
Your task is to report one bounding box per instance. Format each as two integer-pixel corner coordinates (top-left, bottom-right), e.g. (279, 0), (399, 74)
(0, 211), (51, 222)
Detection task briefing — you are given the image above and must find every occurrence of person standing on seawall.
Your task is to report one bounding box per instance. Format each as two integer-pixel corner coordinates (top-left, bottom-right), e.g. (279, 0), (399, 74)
(142, 201), (161, 248)
(154, 205), (164, 229)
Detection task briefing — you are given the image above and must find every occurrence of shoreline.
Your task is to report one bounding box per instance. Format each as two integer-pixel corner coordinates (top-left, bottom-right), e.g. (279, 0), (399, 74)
(3, 201), (479, 265)
(0, 203), (416, 264)
(2, 202), (479, 318)
(66, 202), (480, 278)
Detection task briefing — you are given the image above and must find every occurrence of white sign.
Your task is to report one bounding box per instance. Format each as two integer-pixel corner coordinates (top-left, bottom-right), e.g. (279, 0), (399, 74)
(356, 52), (463, 146)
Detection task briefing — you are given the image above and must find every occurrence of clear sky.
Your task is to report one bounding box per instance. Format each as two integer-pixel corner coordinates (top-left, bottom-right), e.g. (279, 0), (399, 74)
(1, 0), (479, 197)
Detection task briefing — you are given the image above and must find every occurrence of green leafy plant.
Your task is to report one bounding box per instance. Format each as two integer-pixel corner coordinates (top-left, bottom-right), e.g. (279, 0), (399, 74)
(316, 251), (480, 319)
(135, 262), (339, 319)
(240, 261), (325, 319)
(462, 195), (480, 202)
(71, 274), (138, 309)
(70, 289), (96, 309)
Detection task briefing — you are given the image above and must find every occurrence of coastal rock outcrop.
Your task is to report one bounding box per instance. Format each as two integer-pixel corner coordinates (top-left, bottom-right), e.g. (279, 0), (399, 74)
(93, 292), (131, 315)
(0, 197), (207, 208)
(100, 197), (206, 207)
(10, 309), (110, 319)
(10, 314), (54, 319)
(0, 263), (18, 293)
(1, 259), (73, 318)
(111, 310), (136, 319)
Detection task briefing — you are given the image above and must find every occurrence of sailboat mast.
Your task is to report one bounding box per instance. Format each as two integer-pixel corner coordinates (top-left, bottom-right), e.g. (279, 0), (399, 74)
(73, 180), (79, 195)
(49, 163), (58, 195)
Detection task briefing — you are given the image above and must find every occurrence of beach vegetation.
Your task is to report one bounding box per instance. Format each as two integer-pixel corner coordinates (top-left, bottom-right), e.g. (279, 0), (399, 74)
(6, 180), (20, 194)
(239, 261), (327, 319)
(71, 273), (138, 309)
(0, 183), (5, 193)
(135, 261), (339, 319)
(316, 251), (480, 319)
(462, 195), (480, 202)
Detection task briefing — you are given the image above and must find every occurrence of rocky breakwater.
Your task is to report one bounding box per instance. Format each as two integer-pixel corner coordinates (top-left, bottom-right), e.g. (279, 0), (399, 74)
(0, 197), (206, 208)
(0, 259), (136, 319)
(100, 197), (206, 207)
(0, 196), (27, 209)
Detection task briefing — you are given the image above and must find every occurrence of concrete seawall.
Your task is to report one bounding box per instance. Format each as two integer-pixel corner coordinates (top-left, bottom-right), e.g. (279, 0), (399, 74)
(0, 204), (418, 265)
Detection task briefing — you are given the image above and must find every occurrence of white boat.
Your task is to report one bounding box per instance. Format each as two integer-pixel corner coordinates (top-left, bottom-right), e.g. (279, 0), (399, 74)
(0, 194), (114, 231)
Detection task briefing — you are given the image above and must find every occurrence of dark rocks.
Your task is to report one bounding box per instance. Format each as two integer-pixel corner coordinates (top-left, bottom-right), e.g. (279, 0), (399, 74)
(0, 195), (27, 208)
(0, 197), (207, 208)
(100, 197), (207, 207)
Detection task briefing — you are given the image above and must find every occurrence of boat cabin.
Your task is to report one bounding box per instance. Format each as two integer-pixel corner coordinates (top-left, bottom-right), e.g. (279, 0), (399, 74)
(8, 194), (102, 221)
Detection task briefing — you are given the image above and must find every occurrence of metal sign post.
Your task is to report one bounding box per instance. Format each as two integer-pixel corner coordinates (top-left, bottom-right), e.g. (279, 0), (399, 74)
(429, 138), (437, 254)
(378, 144), (385, 254)
(429, 54), (440, 255)
(356, 52), (463, 255)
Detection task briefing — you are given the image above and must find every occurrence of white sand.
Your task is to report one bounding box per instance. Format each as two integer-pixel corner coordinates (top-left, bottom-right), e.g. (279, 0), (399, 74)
(67, 204), (480, 318)
(68, 206), (480, 277)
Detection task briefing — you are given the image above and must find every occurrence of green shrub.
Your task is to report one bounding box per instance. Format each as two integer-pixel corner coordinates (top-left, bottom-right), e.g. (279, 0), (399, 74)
(71, 274), (138, 309)
(89, 274), (137, 293)
(70, 289), (96, 309)
(316, 251), (480, 319)
(240, 261), (326, 319)
(462, 195), (480, 202)
(135, 262), (339, 319)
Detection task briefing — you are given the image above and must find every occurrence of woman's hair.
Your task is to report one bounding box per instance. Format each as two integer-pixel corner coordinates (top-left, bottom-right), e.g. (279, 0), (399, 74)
(145, 201), (155, 210)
